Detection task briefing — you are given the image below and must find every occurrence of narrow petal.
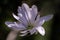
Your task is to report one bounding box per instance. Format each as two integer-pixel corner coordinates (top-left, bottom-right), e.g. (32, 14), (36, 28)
(31, 5), (38, 19)
(36, 19), (45, 26)
(17, 6), (26, 18)
(35, 15), (40, 25)
(20, 30), (28, 33)
(18, 13), (23, 17)
(35, 15), (45, 26)
(40, 14), (53, 21)
(35, 14), (53, 26)
(38, 20), (45, 26)
(5, 21), (15, 27)
(12, 13), (20, 20)
(32, 5), (37, 14)
(17, 6), (21, 13)
(19, 33), (28, 36)
(36, 26), (45, 36)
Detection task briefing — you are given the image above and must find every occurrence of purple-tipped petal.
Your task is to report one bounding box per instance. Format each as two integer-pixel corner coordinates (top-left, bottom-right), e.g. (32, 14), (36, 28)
(35, 14), (53, 26)
(40, 14), (53, 21)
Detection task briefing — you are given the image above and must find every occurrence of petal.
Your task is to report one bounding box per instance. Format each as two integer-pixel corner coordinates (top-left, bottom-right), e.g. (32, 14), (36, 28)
(17, 6), (21, 13)
(18, 13), (23, 17)
(29, 28), (37, 35)
(17, 6), (27, 21)
(12, 13), (28, 25)
(5, 21), (15, 27)
(22, 3), (31, 21)
(14, 22), (26, 30)
(17, 6), (26, 18)
(19, 33), (28, 36)
(35, 15), (40, 25)
(12, 13), (20, 20)
(36, 19), (45, 26)
(38, 20), (45, 26)
(5, 21), (26, 30)
(32, 5), (38, 15)
(20, 30), (28, 33)
(35, 15), (45, 26)
(35, 14), (53, 26)
(31, 5), (38, 19)
(40, 14), (53, 21)
(36, 26), (45, 36)
(29, 5), (38, 23)
(18, 13), (28, 26)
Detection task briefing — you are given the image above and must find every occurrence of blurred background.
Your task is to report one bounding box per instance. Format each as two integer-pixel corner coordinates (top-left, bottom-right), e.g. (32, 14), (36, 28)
(0, 0), (60, 40)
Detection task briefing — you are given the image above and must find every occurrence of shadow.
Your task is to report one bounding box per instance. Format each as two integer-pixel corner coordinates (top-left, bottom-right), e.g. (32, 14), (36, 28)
(51, 3), (60, 40)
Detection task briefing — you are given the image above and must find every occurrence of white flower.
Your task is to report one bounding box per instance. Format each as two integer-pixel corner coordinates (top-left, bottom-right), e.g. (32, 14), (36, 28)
(5, 3), (53, 36)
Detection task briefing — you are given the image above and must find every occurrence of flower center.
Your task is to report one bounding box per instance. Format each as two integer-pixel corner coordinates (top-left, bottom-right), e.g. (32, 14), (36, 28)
(27, 23), (34, 30)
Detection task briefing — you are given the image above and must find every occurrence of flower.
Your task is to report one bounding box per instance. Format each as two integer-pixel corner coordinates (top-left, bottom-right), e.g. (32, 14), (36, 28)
(5, 3), (53, 36)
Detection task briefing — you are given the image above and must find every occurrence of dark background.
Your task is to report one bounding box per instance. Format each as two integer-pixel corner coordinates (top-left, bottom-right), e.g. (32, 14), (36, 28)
(0, 0), (60, 40)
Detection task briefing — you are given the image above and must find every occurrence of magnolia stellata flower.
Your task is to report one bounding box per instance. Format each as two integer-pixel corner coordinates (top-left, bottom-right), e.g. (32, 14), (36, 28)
(5, 3), (53, 36)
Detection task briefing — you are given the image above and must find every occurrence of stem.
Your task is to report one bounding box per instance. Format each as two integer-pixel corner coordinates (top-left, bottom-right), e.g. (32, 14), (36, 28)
(6, 31), (18, 40)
